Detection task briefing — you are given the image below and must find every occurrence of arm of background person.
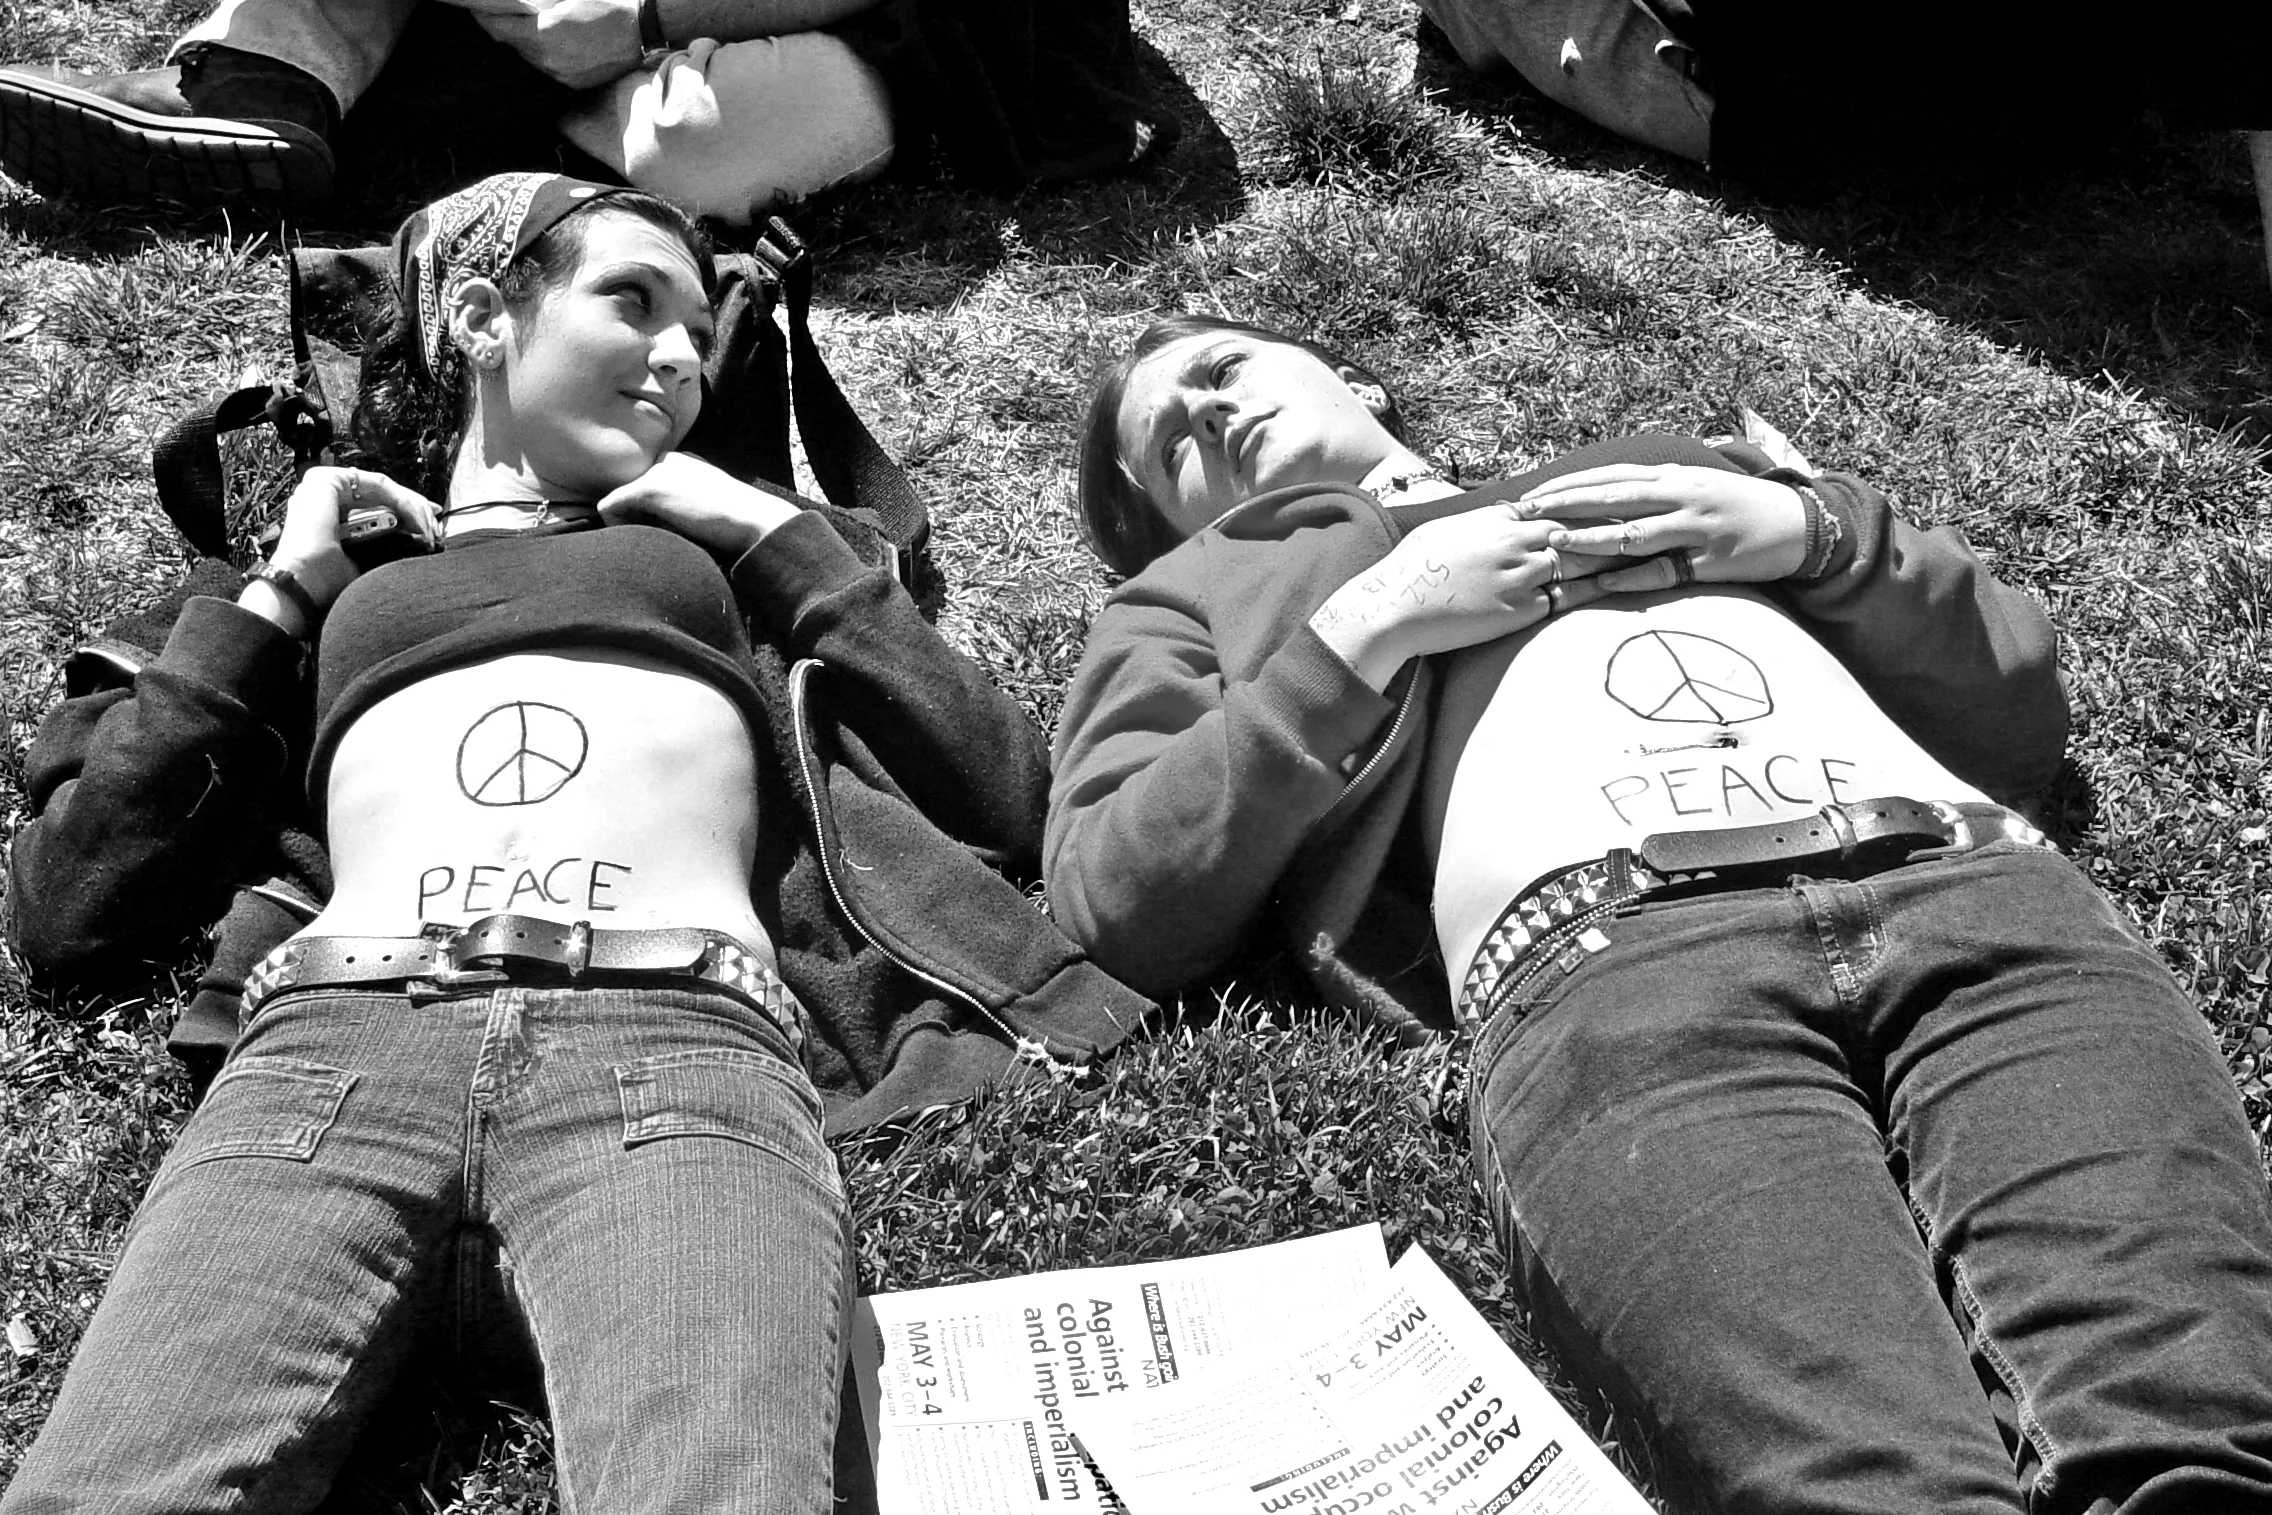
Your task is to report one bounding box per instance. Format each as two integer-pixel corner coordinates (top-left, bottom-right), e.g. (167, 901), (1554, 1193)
(656, 0), (880, 42)
(1044, 562), (1398, 998)
(7, 599), (306, 982)
(464, 0), (883, 90)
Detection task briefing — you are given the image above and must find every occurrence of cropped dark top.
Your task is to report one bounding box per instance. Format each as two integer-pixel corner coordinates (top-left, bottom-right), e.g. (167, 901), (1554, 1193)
(309, 523), (761, 803)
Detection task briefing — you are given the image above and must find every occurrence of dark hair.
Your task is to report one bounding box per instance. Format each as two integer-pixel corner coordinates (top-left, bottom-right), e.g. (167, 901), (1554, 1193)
(344, 190), (715, 500)
(1076, 314), (1407, 578)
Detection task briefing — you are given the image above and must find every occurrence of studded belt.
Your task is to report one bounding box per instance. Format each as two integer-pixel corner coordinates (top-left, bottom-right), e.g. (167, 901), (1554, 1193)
(241, 913), (804, 1055)
(1453, 798), (2049, 1032)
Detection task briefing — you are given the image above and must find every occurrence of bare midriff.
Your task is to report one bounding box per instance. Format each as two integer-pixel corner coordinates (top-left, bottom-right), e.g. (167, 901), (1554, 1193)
(1421, 586), (1991, 987)
(305, 648), (774, 969)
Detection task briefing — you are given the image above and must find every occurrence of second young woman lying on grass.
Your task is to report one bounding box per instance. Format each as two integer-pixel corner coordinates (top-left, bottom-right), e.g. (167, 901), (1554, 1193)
(1044, 312), (2272, 1514)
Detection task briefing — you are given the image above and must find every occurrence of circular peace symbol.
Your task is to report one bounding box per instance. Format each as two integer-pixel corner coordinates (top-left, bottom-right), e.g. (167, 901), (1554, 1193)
(1604, 631), (1774, 725)
(455, 701), (590, 806)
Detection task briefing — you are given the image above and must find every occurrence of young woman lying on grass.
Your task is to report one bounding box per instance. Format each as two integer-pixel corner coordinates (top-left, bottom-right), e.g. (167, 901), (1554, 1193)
(3, 172), (1140, 1515)
(1045, 312), (2272, 1514)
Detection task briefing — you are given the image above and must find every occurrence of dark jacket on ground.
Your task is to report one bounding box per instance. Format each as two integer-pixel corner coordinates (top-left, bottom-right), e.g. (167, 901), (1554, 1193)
(1045, 434), (2068, 1033)
(11, 508), (1151, 1134)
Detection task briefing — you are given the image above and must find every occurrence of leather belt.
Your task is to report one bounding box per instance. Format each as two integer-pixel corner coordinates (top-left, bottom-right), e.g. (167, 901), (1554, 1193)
(1454, 798), (2048, 1032)
(241, 913), (803, 1054)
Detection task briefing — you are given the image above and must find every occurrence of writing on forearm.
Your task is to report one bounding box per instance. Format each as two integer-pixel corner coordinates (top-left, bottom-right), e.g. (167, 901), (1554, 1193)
(1316, 557), (1452, 634)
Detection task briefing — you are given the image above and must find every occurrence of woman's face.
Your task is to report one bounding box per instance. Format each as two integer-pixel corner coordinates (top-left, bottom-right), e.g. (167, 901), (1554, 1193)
(494, 213), (714, 500)
(1114, 331), (1398, 537)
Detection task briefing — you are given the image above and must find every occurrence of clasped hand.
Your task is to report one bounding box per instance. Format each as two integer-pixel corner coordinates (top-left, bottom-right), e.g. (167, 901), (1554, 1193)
(1311, 464), (1808, 689)
(1516, 462), (1808, 589)
(1308, 507), (1619, 690)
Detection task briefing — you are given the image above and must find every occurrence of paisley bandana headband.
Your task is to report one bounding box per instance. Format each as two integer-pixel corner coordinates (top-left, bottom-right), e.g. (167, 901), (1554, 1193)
(392, 173), (635, 383)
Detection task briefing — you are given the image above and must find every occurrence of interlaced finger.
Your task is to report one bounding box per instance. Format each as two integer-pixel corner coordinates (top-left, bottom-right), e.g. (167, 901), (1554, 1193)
(1539, 574), (1609, 619)
(1545, 513), (1692, 558)
(1596, 551), (1698, 595)
(1515, 463), (1693, 516)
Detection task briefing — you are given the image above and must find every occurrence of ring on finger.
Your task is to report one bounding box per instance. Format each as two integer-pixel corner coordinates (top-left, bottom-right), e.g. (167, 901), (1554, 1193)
(346, 472), (361, 505)
(1618, 522), (1643, 555)
(1544, 581), (1564, 615)
(1668, 548), (1697, 587)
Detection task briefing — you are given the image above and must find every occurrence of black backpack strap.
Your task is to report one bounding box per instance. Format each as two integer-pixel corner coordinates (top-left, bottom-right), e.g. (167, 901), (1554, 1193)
(682, 253), (794, 490)
(150, 383), (316, 558)
(753, 218), (930, 576)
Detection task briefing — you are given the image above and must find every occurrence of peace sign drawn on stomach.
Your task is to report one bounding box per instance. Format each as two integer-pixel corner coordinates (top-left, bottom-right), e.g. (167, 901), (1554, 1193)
(456, 701), (591, 806)
(1604, 631), (1773, 726)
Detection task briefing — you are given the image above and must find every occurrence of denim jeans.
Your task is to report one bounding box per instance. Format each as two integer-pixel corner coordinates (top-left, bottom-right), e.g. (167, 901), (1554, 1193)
(1469, 841), (2272, 1514)
(1, 981), (849, 1515)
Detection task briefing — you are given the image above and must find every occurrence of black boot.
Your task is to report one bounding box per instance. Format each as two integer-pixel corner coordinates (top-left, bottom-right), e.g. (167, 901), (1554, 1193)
(0, 43), (336, 216)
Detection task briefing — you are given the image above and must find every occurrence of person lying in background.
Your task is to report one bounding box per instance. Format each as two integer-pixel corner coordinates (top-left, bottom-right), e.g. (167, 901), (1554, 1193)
(0, 0), (1171, 223)
(1418, 0), (2272, 291)
(1045, 310), (2272, 1514)
(2, 172), (1142, 1515)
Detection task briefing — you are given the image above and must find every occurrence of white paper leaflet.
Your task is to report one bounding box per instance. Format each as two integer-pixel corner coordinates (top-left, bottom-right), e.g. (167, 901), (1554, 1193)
(854, 1224), (1393, 1514)
(1067, 1246), (1654, 1515)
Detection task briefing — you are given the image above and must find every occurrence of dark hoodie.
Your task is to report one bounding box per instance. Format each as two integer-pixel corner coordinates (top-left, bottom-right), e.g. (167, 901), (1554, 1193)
(10, 506), (1152, 1134)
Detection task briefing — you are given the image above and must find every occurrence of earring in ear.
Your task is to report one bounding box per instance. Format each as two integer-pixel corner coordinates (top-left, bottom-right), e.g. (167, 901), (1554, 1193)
(477, 349), (503, 370)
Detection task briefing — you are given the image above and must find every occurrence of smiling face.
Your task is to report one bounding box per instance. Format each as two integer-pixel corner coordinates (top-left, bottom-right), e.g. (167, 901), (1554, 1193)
(475, 211), (716, 500)
(1113, 330), (1403, 538)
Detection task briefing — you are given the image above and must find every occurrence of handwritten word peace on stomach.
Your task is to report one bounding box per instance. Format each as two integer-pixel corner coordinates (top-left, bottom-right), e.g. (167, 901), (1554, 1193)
(417, 858), (633, 916)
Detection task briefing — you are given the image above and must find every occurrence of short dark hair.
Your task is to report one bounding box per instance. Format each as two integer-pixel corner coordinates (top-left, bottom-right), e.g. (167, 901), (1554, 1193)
(348, 190), (715, 499)
(1076, 314), (1406, 578)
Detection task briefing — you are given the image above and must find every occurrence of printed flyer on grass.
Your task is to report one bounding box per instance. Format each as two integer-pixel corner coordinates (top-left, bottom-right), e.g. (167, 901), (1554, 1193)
(852, 1225), (1393, 1514)
(853, 1226), (1650, 1515)
(1066, 1246), (1652, 1515)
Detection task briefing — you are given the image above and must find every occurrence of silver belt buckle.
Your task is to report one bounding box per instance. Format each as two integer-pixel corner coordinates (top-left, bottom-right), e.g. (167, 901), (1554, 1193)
(421, 920), (503, 990)
(1906, 801), (1975, 862)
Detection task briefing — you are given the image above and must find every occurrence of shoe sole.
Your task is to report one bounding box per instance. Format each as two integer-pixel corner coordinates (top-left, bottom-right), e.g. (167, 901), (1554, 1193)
(0, 71), (333, 214)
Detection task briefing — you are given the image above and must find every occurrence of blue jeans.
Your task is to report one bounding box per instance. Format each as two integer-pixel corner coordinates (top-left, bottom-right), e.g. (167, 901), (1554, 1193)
(1469, 841), (2272, 1514)
(1, 982), (849, 1515)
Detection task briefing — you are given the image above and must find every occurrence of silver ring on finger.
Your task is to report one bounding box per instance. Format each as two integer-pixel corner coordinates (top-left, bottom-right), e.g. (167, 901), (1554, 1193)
(1544, 581), (1564, 616)
(1668, 548), (1697, 587)
(346, 472), (361, 505)
(1618, 522), (1643, 555)
(1544, 546), (1565, 584)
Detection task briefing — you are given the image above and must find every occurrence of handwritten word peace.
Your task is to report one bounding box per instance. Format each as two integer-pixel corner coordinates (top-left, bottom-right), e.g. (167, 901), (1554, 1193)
(416, 858), (634, 916)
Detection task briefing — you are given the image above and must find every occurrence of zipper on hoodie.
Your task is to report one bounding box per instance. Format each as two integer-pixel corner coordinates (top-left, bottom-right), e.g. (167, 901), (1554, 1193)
(1314, 664), (1424, 834)
(787, 658), (1022, 1042)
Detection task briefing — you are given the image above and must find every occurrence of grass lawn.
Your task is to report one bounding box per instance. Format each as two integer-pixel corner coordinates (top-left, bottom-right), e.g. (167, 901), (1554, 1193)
(4, 0), (2271, 1508)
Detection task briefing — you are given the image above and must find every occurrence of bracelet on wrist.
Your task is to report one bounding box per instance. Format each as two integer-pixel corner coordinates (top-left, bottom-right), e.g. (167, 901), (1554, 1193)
(1788, 481), (1842, 581)
(638, 0), (667, 54)
(249, 560), (324, 634)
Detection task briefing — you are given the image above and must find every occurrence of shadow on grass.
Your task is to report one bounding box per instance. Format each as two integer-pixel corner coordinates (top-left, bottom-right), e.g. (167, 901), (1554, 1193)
(1413, 28), (2272, 455)
(801, 35), (1245, 311)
